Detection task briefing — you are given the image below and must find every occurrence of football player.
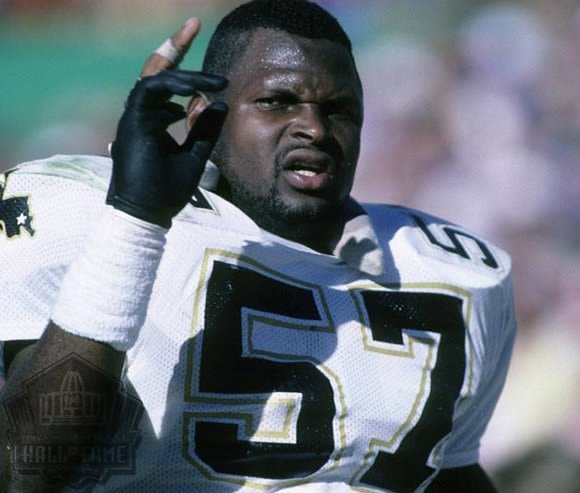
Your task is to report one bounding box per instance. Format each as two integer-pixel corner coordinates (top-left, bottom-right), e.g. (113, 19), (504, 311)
(0, 1), (515, 491)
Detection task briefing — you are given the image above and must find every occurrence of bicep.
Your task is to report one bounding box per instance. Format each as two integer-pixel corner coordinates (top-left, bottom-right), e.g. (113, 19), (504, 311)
(427, 464), (498, 493)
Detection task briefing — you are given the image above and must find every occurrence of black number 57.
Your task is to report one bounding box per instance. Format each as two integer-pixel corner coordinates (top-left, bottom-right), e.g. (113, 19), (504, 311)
(183, 258), (467, 492)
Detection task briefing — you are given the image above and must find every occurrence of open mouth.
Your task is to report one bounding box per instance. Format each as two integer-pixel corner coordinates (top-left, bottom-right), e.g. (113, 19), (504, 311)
(293, 169), (318, 177)
(282, 149), (336, 192)
(283, 163), (334, 192)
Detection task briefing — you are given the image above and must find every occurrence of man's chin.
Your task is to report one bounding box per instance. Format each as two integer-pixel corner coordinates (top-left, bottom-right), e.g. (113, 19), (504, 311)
(230, 183), (343, 231)
(279, 193), (338, 221)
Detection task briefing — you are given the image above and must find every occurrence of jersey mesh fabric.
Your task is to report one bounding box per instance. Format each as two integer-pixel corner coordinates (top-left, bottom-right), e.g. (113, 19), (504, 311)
(0, 155), (109, 339)
(0, 155), (516, 492)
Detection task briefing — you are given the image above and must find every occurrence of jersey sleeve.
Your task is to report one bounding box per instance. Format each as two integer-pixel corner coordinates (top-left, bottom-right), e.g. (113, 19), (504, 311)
(441, 273), (517, 468)
(0, 155), (109, 343)
(360, 202), (518, 470)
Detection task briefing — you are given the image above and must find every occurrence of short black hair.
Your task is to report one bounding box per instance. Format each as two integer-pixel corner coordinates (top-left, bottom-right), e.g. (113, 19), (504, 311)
(202, 0), (353, 77)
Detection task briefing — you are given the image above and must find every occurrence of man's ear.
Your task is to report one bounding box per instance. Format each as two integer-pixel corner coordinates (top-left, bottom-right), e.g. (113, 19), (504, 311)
(186, 92), (211, 130)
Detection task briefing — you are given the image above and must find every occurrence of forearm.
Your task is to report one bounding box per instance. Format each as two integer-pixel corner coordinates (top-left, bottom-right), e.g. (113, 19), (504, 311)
(0, 322), (125, 491)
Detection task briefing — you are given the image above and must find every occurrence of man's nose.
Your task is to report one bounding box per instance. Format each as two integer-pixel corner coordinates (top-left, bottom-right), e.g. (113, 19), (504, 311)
(289, 103), (329, 143)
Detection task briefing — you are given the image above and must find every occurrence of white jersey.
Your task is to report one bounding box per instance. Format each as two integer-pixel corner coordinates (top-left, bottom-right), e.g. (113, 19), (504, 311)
(0, 155), (516, 492)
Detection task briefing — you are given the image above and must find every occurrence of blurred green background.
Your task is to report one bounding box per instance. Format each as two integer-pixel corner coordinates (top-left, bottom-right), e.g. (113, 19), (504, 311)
(0, 2), (223, 164)
(0, 0), (493, 165)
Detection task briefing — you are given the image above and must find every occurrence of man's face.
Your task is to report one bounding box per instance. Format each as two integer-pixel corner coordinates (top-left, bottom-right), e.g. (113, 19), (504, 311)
(214, 29), (363, 239)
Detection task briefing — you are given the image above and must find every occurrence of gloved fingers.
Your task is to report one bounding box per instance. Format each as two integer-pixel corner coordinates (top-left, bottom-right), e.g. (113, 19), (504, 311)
(167, 69), (228, 91)
(182, 101), (228, 154)
(129, 70), (228, 107)
(136, 102), (187, 131)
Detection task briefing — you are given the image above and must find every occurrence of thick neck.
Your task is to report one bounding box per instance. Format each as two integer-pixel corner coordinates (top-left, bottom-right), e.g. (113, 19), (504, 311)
(216, 178), (345, 254)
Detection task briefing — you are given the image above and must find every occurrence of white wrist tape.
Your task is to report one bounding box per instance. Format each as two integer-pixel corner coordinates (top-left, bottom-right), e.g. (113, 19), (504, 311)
(51, 207), (167, 352)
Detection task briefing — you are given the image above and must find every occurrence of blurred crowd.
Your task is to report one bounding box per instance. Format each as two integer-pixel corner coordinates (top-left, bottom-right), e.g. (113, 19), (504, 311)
(351, 4), (580, 491)
(1, 1), (579, 491)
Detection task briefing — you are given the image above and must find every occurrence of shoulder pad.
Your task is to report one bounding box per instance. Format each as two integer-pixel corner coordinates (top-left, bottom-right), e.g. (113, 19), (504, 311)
(363, 203), (511, 278)
(5, 154), (111, 192)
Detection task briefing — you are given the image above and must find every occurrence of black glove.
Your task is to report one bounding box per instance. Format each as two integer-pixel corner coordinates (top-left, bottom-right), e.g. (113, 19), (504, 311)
(107, 69), (228, 228)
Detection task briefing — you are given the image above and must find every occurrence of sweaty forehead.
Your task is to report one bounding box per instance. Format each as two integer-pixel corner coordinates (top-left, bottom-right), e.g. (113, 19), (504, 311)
(254, 29), (308, 69)
(230, 28), (358, 84)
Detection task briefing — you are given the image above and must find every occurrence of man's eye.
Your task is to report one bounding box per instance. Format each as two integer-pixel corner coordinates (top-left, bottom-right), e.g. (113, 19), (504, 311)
(325, 103), (361, 122)
(256, 98), (290, 110)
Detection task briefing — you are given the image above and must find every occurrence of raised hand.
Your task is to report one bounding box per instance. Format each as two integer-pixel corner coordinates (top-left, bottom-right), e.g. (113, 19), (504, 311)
(107, 17), (228, 228)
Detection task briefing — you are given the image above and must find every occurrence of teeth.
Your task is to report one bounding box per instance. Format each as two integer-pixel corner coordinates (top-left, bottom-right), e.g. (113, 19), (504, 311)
(295, 169), (317, 177)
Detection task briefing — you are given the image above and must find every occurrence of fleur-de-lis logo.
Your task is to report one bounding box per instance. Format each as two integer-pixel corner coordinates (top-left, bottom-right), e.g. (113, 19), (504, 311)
(0, 173), (35, 239)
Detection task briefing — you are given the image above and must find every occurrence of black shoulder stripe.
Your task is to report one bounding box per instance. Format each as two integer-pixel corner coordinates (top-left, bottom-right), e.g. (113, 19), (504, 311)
(189, 188), (215, 211)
